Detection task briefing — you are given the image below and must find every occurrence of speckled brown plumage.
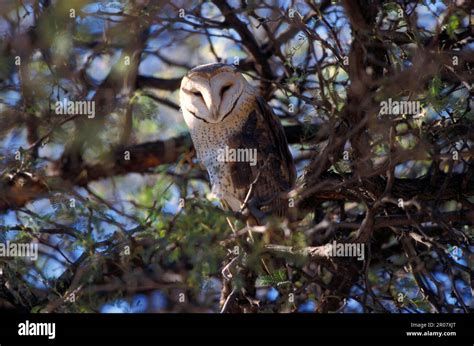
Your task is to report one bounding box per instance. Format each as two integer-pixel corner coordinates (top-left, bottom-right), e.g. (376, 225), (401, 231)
(227, 97), (296, 220)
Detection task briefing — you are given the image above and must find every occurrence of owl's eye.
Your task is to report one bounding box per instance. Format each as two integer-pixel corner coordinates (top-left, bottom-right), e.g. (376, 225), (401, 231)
(192, 90), (202, 98)
(220, 84), (232, 97)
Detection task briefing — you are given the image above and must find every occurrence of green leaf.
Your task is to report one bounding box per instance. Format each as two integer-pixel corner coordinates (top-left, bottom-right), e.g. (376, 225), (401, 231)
(256, 268), (287, 287)
(447, 15), (460, 38)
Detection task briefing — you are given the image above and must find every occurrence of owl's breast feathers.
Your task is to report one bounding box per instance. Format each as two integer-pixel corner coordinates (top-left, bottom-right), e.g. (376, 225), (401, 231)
(226, 96), (296, 221)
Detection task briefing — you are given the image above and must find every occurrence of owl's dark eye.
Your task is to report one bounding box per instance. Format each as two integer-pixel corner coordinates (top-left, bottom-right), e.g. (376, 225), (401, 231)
(192, 90), (202, 98)
(220, 84), (232, 97)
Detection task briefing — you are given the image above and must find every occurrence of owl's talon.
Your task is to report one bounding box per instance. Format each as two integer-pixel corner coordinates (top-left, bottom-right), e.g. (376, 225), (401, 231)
(244, 196), (272, 225)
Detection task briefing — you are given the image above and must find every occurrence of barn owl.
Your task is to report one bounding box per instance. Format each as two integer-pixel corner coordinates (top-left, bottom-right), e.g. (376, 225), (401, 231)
(180, 63), (296, 224)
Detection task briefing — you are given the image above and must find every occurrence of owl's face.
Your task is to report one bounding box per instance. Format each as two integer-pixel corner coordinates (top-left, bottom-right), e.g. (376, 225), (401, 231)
(180, 63), (247, 125)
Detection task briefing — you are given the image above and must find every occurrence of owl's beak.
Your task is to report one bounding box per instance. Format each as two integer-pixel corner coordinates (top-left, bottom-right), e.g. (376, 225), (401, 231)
(209, 106), (220, 122)
(201, 89), (220, 122)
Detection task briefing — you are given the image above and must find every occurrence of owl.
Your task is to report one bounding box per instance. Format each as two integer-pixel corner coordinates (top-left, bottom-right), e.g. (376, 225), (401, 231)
(180, 63), (296, 225)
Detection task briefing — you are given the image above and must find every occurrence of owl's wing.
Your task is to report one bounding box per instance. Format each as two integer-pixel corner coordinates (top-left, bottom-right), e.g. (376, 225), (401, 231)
(228, 96), (296, 222)
(255, 96), (296, 187)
